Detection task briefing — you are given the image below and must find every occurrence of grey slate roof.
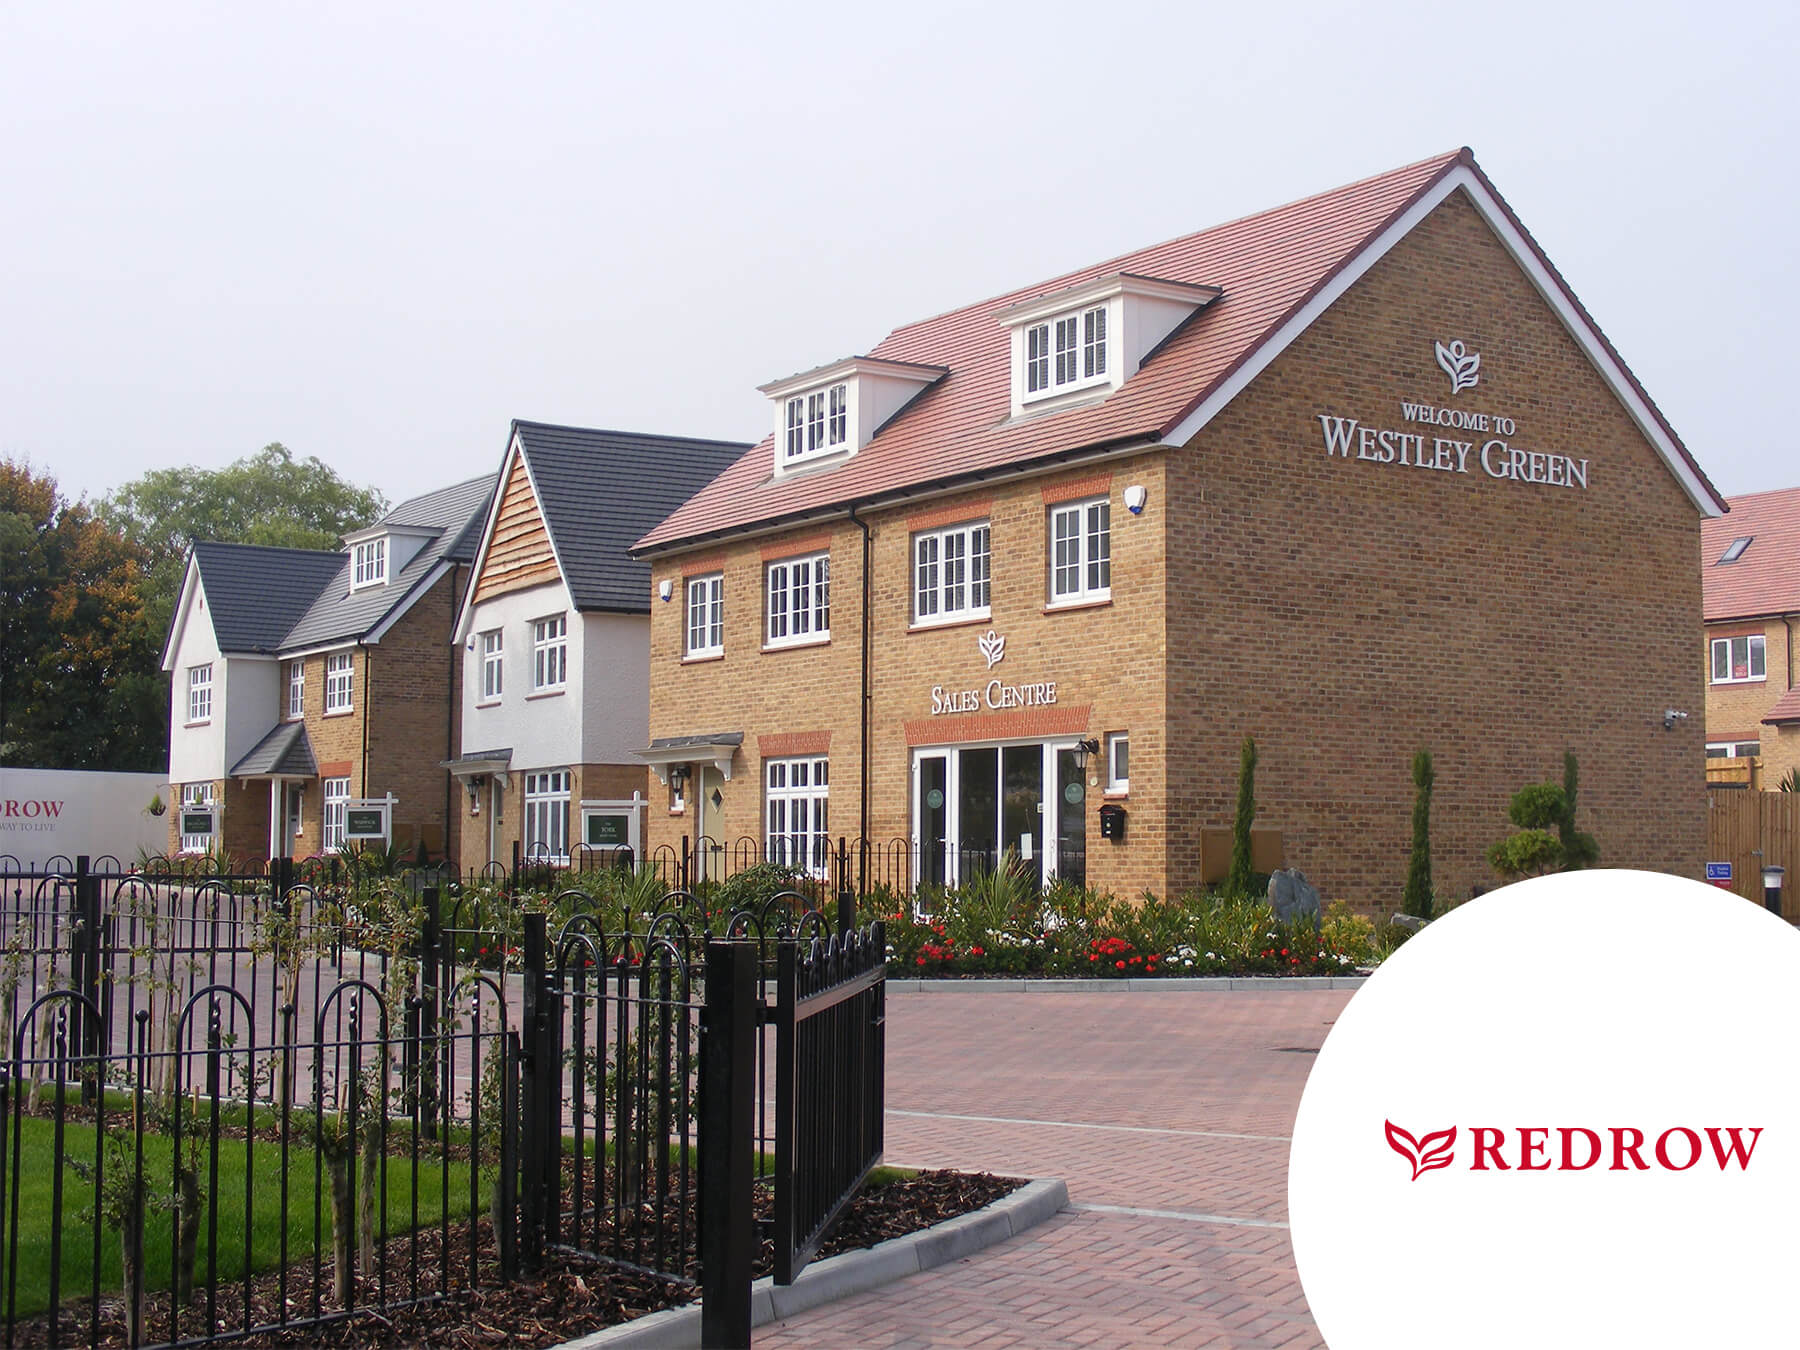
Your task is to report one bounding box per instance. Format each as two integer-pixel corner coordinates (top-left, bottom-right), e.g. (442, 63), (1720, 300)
(282, 473), (496, 650)
(191, 543), (347, 655)
(229, 721), (318, 777)
(510, 422), (749, 614)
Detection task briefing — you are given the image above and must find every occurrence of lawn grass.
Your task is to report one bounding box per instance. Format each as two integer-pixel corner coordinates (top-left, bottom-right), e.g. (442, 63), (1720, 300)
(1, 1112), (476, 1319)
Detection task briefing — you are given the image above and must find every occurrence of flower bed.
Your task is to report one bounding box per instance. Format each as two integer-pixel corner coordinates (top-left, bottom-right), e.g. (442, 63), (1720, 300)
(876, 875), (1394, 979)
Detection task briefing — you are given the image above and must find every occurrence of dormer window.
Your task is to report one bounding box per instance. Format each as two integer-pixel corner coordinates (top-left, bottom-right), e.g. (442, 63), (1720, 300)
(352, 537), (387, 589)
(1025, 306), (1108, 397)
(760, 357), (946, 479)
(998, 273), (1221, 420)
(784, 383), (850, 465)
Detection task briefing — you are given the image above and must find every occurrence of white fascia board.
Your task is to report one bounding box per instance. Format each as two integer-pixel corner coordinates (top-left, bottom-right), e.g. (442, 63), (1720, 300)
(364, 559), (452, 645)
(1159, 165), (1722, 518)
(278, 638), (361, 662)
(454, 431), (533, 644)
(160, 557), (203, 672)
(994, 273), (1220, 327)
(756, 356), (945, 400)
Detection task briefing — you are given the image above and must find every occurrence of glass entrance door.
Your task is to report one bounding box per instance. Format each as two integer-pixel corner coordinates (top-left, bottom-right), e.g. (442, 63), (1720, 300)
(913, 741), (1085, 890)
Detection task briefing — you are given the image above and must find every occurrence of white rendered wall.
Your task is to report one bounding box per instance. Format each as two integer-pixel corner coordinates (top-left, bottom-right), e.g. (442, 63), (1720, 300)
(167, 580), (227, 785)
(579, 611), (649, 765)
(460, 579), (584, 775)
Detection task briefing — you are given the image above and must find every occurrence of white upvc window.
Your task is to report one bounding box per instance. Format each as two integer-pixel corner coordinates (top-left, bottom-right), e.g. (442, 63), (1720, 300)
(532, 615), (567, 692)
(186, 664), (213, 724)
(766, 553), (830, 647)
(766, 757), (829, 875)
(480, 629), (504, 702)
(1706, 740), (1761, 759)
(1049, 498), (1112, 604)
(524, 769), (571, 860)
(286, 660), (304, 720)
(1105, 732), (1130, 794)
(325, 651), (354, 713)
(783, 383), (850, 466)
(686, 574), (724, 657)
(913, 521), (991, 626)
(351, 537), (387, 589)
(179, 782), (215, 854)
(1710, 634), (1766, 684)
(322, 777), (350, 853)
(1024, 305), (1108, 399)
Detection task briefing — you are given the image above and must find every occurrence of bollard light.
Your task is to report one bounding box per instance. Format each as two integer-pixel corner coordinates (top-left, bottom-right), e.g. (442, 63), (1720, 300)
(1761, 864), (1785, 917)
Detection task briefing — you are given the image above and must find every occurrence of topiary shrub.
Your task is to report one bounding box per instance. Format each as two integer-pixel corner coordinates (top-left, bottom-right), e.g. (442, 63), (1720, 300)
(1402, 749), (1434, 920)
(1226, 735), (1258, 899)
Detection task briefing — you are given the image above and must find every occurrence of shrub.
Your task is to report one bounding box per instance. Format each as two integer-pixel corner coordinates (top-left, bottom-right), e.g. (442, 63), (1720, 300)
(1558, 751), (1599, 869)
(1322, 901), (1377, 965)
(1403, 749), (1434, 919)
(1226, 736), (1258, 898)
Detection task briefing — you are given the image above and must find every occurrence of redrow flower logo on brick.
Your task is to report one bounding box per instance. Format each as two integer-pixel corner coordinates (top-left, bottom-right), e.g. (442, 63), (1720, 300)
(1384, 1120), (1763, 1178)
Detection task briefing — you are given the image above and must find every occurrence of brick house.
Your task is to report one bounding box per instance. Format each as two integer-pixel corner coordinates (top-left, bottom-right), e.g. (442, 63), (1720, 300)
(631, 148), (1725, 910)
(1701, 487), (1800, 789)
(162, 475), (495, 863)
(446, 422), (748, 868)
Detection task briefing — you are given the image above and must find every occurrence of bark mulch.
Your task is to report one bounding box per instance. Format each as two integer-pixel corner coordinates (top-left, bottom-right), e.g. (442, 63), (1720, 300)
(12, 1170), (1022, 1349)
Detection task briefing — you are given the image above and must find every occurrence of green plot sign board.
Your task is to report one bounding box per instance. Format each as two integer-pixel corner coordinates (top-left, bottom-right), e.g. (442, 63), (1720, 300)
(180, 811), (215, 837)
(345, 797), (394, 842)
(585, 813), (630, 847)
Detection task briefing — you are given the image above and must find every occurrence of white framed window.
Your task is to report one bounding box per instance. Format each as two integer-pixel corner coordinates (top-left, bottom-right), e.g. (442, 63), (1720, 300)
(286, 660), (304, 720)
(351, 537), (387, 589)
(480, 629), (504, 702)
(1710, 634), (1766, 684)
(186, 664), (213, 724)
(766, 553), (830, 647)
(532, 615), (567, 692)
(913, 521), (991, 626)
(766, 757), (829, 875)
(1706, 741), (1761, 759)
(322, 777), (350, 853)
(325, 651), (354, 713)
(1049, 498), (1111, 604)
(1025, 305), (1108, 399)
(1105, 732), (1130, 794)
(686, 574), (724, 657)
(524, 770), (570, 860)
(783, 383), (850, 465)
(179, 782), (215, 854)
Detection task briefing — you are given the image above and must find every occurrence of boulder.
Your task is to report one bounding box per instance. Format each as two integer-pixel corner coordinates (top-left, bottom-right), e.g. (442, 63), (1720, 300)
(1388, 913), (1428, 934)
(1267, 868), (1322, 929)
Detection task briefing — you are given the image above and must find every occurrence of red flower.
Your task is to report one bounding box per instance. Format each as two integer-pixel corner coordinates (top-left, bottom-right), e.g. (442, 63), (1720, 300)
(1115, 960), (1126, 970)
(917, 957), (926, 966)
(1280, 949), (1289, 957)
(971, 945), (984, 957)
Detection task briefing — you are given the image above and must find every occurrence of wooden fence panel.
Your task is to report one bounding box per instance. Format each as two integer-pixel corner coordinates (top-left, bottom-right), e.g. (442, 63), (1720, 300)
(1706, 789), (1800, 918)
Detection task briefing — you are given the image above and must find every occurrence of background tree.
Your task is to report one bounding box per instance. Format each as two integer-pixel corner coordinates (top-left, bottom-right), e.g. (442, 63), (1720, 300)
(100, 442), (389, 641)
(1, 459), (162, 769)
(1402, 749), (1435, 919)
(1226, 735), (1258, 898)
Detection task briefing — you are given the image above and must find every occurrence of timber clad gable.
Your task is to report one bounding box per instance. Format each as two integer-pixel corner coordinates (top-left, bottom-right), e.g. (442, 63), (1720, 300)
(473, 453), (560, 605)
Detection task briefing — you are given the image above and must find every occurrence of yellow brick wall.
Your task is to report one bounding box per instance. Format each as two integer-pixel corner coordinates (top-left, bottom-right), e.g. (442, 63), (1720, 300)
(1165, 188), (1706, 910)
(1703, 619), (1793, 747)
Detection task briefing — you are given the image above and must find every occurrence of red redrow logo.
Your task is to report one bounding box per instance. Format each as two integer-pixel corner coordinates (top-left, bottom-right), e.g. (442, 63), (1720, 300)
(1385, 1119), (1762, 1178)
(0, 800), (62, 819)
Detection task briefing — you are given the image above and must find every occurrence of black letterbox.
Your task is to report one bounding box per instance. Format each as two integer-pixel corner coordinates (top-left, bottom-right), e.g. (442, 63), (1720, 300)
(1098, 804), (1126, 841)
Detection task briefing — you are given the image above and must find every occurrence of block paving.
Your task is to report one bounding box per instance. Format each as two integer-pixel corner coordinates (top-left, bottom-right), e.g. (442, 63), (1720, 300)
(757, 987), (1355, 1348)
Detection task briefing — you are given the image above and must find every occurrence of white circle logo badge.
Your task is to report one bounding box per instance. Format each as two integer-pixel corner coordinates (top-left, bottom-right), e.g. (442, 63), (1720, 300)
(1289, 870), (1800, 1348)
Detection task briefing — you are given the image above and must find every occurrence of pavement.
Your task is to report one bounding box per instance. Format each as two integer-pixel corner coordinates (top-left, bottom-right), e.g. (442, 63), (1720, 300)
(755, 986), (1355, 1349)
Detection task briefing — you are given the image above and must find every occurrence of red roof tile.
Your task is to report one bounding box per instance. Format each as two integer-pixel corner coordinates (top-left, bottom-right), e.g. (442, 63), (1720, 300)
(637, 149), (1718, 552)
(1703, 487), (1800, 621)
(1762, 684), (1800, 726)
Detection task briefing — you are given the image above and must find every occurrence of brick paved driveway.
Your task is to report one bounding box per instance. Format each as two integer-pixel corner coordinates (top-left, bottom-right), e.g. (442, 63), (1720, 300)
(757, 987), (1355, 1349)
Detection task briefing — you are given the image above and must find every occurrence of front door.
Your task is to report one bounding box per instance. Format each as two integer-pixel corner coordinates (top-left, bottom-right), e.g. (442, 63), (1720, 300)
(695, 765), (724, 883)
(913, 742), (1085, 889)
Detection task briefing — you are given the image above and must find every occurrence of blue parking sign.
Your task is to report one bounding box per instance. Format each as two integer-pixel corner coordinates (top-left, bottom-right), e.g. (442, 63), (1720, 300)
(1706, 861), (1733, 884)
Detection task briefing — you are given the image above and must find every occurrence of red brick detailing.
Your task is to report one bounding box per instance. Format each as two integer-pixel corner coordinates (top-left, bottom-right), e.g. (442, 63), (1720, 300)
(318, 760), (353, 778)
(759, 730), (831, 756)
(761, 535), (833, 561)
(905, 706), (1092, 746)
(681, 555), (727, 577)
(1041, 473), (1112, 505)
(1708, 623), (1767, 640)
(908, 499), (992, 532)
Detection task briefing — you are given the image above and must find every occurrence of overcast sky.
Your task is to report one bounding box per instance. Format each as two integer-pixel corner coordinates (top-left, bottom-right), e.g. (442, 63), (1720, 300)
(4, 1), (1795, 513)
